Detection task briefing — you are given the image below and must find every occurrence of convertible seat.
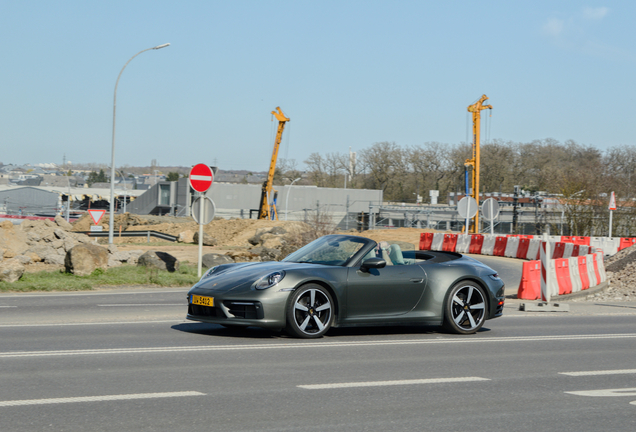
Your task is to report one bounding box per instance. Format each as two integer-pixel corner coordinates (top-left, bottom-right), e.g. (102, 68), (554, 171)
(388, 244), (405, 265)
(378, 241), (393, 265)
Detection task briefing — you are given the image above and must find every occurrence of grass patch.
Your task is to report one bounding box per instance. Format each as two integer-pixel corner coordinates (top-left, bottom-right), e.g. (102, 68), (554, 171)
(0, 264), (201, 293)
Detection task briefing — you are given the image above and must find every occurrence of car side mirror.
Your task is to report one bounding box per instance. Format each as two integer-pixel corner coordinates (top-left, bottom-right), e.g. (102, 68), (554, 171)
(360, 257), (386, 272)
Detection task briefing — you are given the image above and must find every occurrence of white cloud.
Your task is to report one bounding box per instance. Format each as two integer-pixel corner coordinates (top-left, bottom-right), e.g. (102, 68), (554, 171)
(541, 6), (631, 60)
(543, 17), (565, 37)
(582, 6), (609, 20)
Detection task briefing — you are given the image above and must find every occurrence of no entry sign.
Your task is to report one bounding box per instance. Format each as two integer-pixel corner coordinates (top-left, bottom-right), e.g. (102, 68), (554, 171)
(189, 164), (214, 193)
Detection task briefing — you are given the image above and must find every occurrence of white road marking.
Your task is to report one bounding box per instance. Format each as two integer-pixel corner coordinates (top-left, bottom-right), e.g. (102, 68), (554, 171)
(565, 388), (636, 397)
(560, 369), (636, 376)
(0, 391), (205, 407)
(0, 306), (17, 308)
(97, 304), (185, 307)
(0, 320), (185, 328)
(298, 377), (490, 390)
(1, 333), (636, 358)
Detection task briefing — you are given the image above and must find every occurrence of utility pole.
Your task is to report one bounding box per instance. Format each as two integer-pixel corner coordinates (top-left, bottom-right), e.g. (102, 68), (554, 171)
(464, 95), (493, 233)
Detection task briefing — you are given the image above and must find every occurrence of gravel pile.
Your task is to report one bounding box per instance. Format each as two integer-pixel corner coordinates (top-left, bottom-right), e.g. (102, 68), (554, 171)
(573, 245), (636, 302)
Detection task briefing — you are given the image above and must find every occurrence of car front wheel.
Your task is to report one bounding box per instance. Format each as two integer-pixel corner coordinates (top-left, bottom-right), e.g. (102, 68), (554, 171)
(286, 284), (334, 338)
(443, 281), (487, 334)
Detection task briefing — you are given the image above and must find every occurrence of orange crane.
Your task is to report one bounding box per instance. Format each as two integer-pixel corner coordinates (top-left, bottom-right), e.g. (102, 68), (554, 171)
(464, 95), (492, 233)
(258, 107), (290, 219)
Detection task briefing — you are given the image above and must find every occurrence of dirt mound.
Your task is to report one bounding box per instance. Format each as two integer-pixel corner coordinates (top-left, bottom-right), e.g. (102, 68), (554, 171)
(352, 227), (434, 246)
(572, 244), (636, 302)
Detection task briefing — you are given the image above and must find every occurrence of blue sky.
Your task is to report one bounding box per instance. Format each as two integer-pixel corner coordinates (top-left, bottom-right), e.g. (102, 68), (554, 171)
(1, 1), (634, 172)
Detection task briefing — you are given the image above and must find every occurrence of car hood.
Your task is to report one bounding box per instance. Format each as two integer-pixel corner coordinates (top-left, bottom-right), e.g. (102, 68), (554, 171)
(192, 261), (329, 293)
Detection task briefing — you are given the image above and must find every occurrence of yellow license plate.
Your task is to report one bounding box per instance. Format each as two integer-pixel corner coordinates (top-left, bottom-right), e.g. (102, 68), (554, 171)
(192, 295), (214, 307)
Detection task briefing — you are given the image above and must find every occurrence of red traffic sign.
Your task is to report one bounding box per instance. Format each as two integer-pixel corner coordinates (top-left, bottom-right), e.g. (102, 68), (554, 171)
(88, 209), (106, 225)
(189, 164), (214, 193)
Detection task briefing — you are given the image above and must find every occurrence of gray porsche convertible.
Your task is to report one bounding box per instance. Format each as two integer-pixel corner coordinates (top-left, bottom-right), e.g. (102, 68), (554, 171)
(186, 234), (505, 338)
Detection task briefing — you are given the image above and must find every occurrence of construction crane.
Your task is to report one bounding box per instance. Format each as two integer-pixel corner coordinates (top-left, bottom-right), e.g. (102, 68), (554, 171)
(258, 107), (290, 220)
(464, 95), (492, 233)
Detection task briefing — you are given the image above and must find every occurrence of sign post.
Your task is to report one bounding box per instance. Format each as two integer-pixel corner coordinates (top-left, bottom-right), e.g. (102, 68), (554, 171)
(481, 197), (500, 235)
(457, 196), (478, 235)
(608, 191), (616, 238)
(189, 164), (214, 277)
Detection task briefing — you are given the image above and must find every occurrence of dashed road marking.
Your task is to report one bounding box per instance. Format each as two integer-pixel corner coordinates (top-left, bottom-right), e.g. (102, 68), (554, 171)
(0, 391), (205, 407)
(560, 369), (636, 376)
(298, 377), (490, 390)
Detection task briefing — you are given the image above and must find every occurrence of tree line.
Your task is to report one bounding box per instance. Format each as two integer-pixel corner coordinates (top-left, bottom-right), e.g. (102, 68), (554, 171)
(274, 139), (636, 237)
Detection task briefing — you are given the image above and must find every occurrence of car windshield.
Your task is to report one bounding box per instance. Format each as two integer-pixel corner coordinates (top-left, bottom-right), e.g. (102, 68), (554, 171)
(282, 235), (373, 266)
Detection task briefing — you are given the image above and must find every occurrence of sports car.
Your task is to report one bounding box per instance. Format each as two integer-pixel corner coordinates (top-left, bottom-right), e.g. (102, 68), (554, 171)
(186, 234), (505, 338)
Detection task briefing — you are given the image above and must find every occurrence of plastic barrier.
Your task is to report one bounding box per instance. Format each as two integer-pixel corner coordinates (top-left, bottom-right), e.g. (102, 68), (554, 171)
(586, 254), (598, 287)
(554, 258), (572, 295)
(619, 237), (636, 251)
(601, 238), (620, 256)
(591, 253), (602, 285)
(469, 235), (484, 254)
(504, 236), (519, 258)
(419, 232), (433, 250)
(552, 242), (565, 259)
(517, 238), (530, 259)
(595, 251), (607, 283)
(526, 239), (541, 260)
(455, 234), (471, 253)
(481, 235), (496, 255)
(431, 233), (444, 251)
(546, 260), (559, 299)
(578, 256), (590, 290)
(493, 236), (508, 257)
(517, 260), (541, 300)
(418, 231), (614, 300)
(571, 236), (590, 246)
(568, 256), (582, 293)
(442, 233), (458, 252)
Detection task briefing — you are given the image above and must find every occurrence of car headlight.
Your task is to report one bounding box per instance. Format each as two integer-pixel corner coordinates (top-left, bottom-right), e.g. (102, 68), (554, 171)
(200, 266), (219, 281)
(255, 271), (286, 290)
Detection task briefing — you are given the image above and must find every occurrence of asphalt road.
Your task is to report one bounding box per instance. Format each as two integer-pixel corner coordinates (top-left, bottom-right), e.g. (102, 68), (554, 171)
(1, 288), (636, 432)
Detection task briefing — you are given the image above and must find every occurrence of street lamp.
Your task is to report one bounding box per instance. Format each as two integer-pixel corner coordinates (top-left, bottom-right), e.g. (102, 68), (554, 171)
(285, 178), (301, 221)
(109, 43), (170, 244)
(119, 170), (127, 214)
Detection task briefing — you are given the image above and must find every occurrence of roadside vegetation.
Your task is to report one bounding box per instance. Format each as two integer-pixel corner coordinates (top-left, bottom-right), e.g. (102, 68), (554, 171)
(289, 140), (636, 237)
(0, 264), (200, 293)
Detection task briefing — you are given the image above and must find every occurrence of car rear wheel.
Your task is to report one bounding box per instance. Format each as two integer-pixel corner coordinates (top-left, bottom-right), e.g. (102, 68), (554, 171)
(443, 281), (487, 334)
(286, 284), (334, 339)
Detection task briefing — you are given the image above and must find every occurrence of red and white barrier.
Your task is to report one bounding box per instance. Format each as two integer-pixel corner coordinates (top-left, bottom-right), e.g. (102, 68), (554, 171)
(431, 233), (444, 251)
(455, 235), (470, 254)
(568, 256), (582, 293)
(418, 232), (613, 301)
(504, 236), (519, 258)
(481, 235), (496, 255)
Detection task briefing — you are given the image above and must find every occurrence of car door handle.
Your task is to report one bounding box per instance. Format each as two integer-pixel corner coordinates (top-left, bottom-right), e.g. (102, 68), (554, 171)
(410, 278), (424, 283)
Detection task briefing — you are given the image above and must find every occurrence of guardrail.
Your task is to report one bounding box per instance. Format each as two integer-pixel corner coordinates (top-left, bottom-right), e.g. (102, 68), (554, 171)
(77, 230), (178, 242)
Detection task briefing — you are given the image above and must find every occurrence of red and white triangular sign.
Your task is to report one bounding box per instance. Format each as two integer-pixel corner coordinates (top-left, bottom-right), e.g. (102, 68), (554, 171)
(609, 191), (617, 211)
(88, 209), (106, 225)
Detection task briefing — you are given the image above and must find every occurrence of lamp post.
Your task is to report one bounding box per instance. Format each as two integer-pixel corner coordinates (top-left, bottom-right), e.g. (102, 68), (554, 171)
(109, 43), (170, 244)
(119, 170), (127, 214)
(285, 178), (301, 221)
